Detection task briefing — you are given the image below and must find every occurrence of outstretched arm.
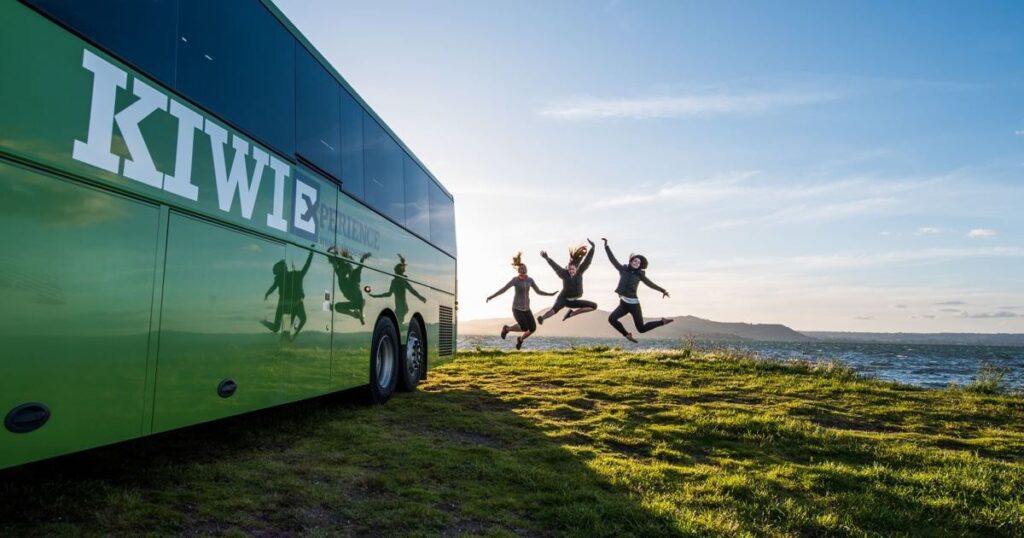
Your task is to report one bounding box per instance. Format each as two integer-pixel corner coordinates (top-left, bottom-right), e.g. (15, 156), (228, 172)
(579, 240), (596, 274)
(542, 252), (568, 278)
(604, 239), (622, 269)
(369, 280), (396, 299)
(530, 279), (557, 297)
(264, 279), (279, 300)
(487, 279), (515, 302)
(640, 274), (669, 297)
(406, 281), (427, 302)
(299, 250), (314, 276)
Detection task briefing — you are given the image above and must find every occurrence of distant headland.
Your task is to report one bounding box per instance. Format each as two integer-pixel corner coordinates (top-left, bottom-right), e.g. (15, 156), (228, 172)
(458, 310), (1024, 346)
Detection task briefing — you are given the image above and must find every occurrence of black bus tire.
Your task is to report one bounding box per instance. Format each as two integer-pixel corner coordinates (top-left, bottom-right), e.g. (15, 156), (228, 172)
(368, 316), (399, 404)
(399, 319), (426, 392)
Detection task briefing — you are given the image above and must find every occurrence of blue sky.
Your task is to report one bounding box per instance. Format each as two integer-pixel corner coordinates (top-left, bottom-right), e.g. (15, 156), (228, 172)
(276, 0), (1024, 332)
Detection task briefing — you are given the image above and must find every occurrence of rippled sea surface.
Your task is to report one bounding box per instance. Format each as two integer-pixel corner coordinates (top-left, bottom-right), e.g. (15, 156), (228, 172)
(458, 335), (1024, 391)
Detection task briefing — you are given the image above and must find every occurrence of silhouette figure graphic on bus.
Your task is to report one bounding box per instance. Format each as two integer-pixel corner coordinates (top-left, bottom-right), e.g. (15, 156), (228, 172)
(261, 249), (314, 341)
(369, 254), (425, 325)
(328, 246), (371, 325)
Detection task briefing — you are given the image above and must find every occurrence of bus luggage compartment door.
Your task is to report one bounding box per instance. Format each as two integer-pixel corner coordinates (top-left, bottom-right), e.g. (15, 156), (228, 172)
(152, 213), (292, 433)
(0, 162), (159, 469)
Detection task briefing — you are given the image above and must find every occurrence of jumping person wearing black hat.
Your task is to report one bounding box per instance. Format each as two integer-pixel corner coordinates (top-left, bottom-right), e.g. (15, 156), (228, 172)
(603, 238), (674, 342)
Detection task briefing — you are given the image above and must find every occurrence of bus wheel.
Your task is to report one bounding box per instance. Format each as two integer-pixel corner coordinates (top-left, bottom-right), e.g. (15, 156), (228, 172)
(399, 320), (425, 392)
(368, 316), (399, 404)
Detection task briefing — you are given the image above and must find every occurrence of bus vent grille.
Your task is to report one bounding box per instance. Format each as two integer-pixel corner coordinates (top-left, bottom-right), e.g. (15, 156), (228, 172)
(438, 305), (454, 356)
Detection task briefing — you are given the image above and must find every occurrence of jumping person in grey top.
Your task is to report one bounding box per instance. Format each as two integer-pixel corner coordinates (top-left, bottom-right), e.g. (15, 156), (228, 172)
(487, 253), (556, 349)
(603, 238), (674, 343)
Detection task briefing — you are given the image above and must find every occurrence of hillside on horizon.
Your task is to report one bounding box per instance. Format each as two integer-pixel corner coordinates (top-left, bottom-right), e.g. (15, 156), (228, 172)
(459, 310), (811, 342)
(459, 313), (1024, 346)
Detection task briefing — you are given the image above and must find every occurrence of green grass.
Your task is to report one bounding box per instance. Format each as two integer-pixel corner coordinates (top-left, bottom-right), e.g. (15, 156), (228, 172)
(2, 348), (1023, 537)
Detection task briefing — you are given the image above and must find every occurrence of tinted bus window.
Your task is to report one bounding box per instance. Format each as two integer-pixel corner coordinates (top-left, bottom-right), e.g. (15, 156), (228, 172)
(296, 47), (341, 178)
(363, 114), (404, 225)
(403, 155), (430, 239)
(26, 0), (178, 86)
(340, 88), (364, 200)
(176, 0), (295, 155)
(428, 181), (456, 256)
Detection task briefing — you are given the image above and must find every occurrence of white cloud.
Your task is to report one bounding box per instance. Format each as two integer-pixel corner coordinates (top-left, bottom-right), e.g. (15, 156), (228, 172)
(589, 170), (759, 209)
(540, 91), (840, 120)
(967, 228), (996, 238)
(699, 246), (1024, 272)
(962, 311), (1018, 319)
(915, 226), (940, 235)
(703, 196), (896, 230)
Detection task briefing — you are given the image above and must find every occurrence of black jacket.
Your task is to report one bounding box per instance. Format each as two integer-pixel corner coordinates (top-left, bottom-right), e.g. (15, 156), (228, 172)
(605, 245), (665, 299)
(544, 247), (594, 298)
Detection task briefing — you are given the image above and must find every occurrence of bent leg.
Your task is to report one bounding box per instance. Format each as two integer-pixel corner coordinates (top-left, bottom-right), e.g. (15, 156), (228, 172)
(565, 299), (597, 319)
(607, 301), (630, 337)
(630, 302), (667, 333)
(261, 303), (286, 333)
(292, 305), (308, 338)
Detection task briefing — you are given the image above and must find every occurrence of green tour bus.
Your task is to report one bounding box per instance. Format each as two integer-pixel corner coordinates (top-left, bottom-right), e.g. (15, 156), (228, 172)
(0, 0), (457, 470)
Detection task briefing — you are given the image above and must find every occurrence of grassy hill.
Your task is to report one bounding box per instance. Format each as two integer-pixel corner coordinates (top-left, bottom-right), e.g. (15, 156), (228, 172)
(460, 311), (811, 342)
(2, 347), (1022, 536)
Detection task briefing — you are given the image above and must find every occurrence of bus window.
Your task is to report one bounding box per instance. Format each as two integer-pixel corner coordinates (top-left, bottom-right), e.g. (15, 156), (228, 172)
(26, 0), (178, 86)
(428, 181), (456, 257)
(363, 114), (404, 225)
(296, 47), (341, 179)
(340, 88), (365, 200)
(403, 155), (430, 239)
(176, 0), (295, 156)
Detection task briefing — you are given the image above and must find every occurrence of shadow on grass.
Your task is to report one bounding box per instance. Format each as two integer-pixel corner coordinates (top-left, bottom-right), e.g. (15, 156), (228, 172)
(0, 385), (681, 537)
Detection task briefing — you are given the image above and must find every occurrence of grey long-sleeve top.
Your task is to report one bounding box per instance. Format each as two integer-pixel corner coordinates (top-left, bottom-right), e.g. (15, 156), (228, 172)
(489, 276), (555, 311)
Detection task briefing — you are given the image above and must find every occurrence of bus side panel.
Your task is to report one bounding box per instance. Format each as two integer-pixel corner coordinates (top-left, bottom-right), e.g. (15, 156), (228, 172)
(0, 161), (158, 470)
(152, 213), (291, 433)
(328, 260), (373, 392)
(279, 243), (333, 400)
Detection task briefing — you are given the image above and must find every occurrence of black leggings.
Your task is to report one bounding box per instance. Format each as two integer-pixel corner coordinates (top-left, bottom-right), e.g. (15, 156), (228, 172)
(512, 308), (537, 333)
(550, 294), (597, 313)
(608, 300), (665, 336)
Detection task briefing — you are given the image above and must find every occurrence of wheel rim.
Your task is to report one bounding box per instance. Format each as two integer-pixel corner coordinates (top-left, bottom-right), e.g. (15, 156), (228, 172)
(376, 334), (395, 390)
(406, 332), (423, 378)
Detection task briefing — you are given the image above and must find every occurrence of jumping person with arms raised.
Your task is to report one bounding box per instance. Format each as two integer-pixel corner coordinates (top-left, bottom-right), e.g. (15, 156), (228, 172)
(487, 253), (557, 350)
(537, 239), (598, 325)
(603, 238), (674, 343)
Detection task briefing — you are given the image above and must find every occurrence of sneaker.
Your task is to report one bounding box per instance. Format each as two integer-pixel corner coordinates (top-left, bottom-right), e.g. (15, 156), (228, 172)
(537, 314), (544, 325)
(516, 336), (524, 350)
(562, 309), (574, 321)
(500, 325), (509, 339)
(625, 333), (638, 343)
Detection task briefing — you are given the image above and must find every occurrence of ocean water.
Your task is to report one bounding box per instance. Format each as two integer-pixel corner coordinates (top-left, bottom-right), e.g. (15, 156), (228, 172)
(458, 335), (1024, 391)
